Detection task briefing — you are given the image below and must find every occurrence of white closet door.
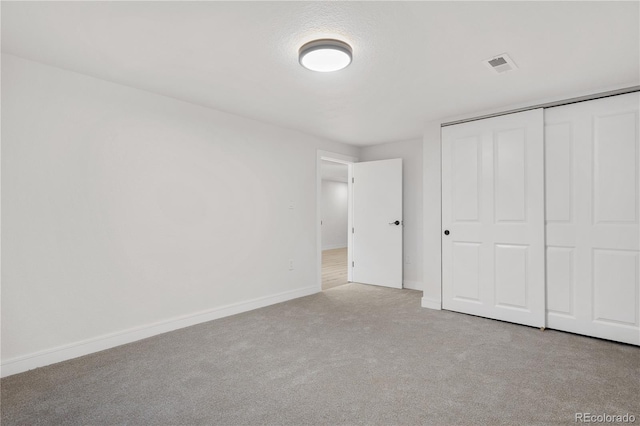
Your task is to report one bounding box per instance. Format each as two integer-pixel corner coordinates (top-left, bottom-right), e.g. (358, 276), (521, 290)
(545, 92), (639, 345)
(442, 109), (545, 327)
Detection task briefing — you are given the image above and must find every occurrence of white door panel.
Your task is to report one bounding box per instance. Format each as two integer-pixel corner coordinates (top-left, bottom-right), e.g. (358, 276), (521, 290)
(545, 92), (640, 345)
(442, 109), (545, 327)
(352, 159), (403, 288)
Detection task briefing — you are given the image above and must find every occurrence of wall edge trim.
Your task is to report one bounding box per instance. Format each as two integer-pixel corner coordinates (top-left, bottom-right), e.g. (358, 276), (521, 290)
(403, 280), (423, 290)
(421, 296), (442, 310)
(1, 285), (318, 378)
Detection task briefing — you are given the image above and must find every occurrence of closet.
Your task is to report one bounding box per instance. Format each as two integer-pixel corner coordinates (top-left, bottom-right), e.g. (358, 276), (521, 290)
(442, 92), (639, 345)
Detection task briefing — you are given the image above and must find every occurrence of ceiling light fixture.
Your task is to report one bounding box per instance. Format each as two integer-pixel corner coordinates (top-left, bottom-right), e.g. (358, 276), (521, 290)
(299, 39), (352, 72)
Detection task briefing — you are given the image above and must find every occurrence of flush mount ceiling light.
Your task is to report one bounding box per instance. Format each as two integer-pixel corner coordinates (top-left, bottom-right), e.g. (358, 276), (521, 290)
(299, 39), (352, 72)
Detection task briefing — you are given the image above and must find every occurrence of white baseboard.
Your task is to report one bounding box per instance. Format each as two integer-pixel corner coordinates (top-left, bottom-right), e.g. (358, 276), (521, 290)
(421, 296), (442, 310)
(321, 244), (347, 251)
(403, 280), (422, 290)
(1, 285), (318, 378)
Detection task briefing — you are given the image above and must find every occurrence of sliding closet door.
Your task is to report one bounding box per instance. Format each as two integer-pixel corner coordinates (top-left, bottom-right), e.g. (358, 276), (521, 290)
(442, 109), (545, 327)
(545, 92), (640, 345)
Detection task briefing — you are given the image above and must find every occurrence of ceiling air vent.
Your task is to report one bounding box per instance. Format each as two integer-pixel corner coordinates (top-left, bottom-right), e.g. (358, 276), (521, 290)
(483, 53), (518, 74)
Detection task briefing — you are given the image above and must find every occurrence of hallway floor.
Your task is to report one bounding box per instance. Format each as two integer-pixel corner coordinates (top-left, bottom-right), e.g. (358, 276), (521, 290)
(322, 247), (348, 290)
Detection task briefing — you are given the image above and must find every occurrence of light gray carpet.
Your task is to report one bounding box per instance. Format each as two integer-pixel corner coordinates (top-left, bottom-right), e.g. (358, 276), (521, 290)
(2, 283), (639, 425)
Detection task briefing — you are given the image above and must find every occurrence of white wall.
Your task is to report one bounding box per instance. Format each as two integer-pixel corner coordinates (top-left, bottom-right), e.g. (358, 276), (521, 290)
(421, 122), (442, 308)
(0, 54), (359, 375)
(321, 180), (348, 250)
(359, 139), (423, 290)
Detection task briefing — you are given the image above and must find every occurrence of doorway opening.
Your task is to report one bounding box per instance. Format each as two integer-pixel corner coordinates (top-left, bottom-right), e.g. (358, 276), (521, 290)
(316, 151), (357, 291)
(321, 160), (349, 290)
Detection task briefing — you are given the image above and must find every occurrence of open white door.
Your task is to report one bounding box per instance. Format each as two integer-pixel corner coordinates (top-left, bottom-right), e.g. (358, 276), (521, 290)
(442, 109), (545, 327)
(352, 159), (403, 288)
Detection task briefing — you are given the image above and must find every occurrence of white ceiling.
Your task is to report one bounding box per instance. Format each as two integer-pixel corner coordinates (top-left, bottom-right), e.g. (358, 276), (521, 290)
(2, 1), (638, 146)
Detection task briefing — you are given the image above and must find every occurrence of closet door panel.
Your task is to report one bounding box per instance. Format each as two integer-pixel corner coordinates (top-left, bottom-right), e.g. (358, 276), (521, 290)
(442, 109), (545, 327)
(545, 92), (639, 345)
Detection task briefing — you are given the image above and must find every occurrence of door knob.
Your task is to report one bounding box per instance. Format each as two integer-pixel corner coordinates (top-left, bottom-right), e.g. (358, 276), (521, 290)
(444, 230), (450, 235)
(389, 220), (400, 226)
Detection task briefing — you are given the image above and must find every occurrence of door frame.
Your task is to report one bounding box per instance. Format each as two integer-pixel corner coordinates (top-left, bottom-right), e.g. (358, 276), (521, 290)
(316, 150), (358, 291)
